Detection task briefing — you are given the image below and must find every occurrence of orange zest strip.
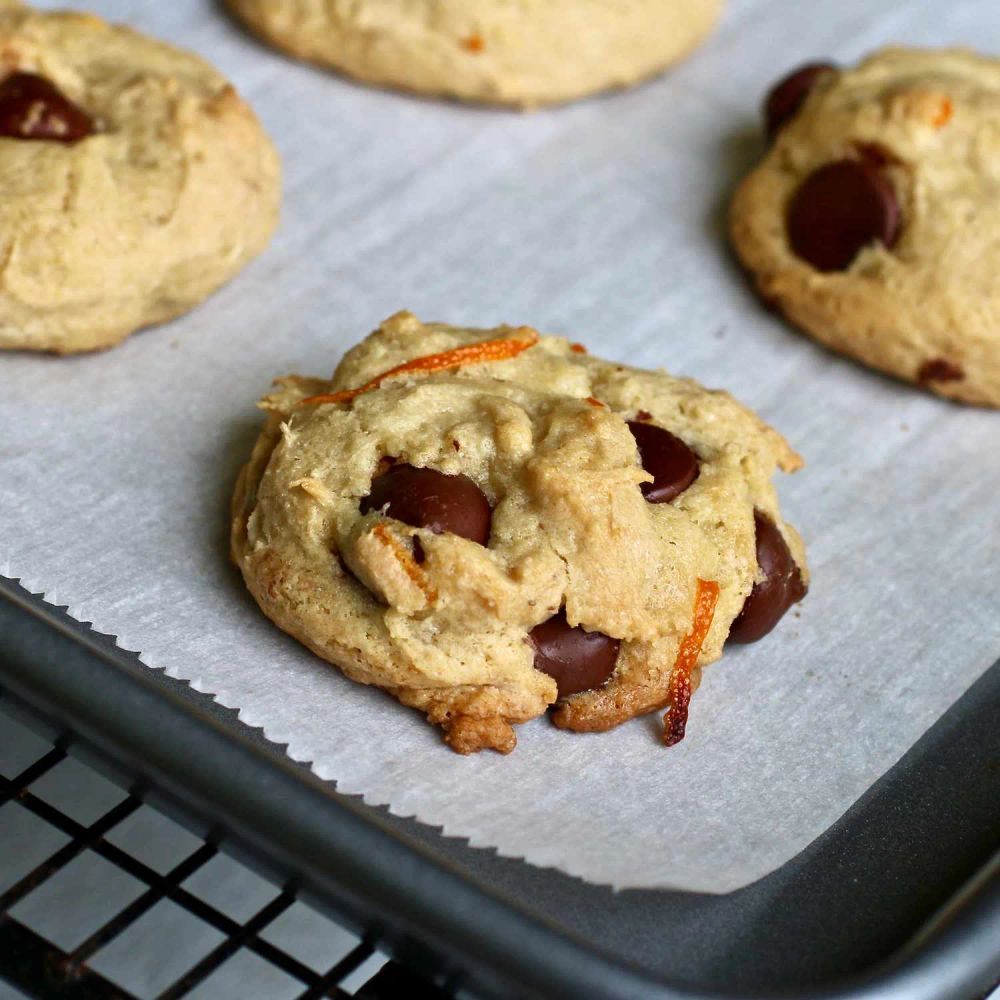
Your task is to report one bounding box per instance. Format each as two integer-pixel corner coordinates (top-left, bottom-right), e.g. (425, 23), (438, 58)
(372, 523), (437, 603)
(932, 96), (953, 129)
(585, 397), (605, 408)
(298, 328), (539, 408)
(570, 342), (588, 354)
(663, 579), (720, 747)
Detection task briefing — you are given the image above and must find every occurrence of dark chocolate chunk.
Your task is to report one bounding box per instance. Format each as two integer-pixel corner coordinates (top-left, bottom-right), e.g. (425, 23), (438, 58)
(361, 463), (492, 545)
(788, 158), (899, 272)
(729, 510), (807, 644)
(764, 62), (836, 139)
(627, 421), (699, 504)
(917, 358), (964, 384)
(0, 72), (93, 143)
(529, 610), (620, 698)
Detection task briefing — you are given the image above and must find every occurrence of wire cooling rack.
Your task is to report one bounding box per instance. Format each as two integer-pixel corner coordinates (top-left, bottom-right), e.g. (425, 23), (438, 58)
(0, 703), (449, 1000)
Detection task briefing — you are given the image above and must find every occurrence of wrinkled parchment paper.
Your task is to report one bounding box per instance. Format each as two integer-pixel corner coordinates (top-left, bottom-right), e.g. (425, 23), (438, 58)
(2, 0), (998, 891)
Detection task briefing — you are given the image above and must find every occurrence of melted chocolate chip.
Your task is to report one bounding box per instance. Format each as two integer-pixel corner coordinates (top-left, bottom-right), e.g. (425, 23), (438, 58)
(764, 62), (836, 140)
(627, 421), (699, 504)
(0, 72), (93, 143)
(728, 511), (807, 644)
(360, 463), (492, 545)
(918, 358), (964, 384)
(529, 610), (620, 698)
(788, 159), (900, 272)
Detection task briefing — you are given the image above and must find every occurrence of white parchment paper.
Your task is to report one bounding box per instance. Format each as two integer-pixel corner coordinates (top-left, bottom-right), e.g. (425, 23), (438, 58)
(2, 0), (999, 893)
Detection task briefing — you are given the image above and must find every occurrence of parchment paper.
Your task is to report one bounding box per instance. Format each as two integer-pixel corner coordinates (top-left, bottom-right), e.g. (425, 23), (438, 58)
(2, 0), (998, 893)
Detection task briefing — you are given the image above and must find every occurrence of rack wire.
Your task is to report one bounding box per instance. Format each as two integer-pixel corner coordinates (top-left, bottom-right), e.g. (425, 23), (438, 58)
(0, 703), (450, 1000)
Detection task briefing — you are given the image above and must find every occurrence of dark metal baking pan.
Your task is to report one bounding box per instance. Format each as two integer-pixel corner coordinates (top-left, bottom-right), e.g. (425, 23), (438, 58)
(1, 574), (997, 1000)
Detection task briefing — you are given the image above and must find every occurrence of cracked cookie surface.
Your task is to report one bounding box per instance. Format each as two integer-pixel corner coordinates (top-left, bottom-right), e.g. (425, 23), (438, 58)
(224, 0), (722, 108)
(0, 1), (280, 353)
(231, 312), (807, 754)
(731, 48), (1000, 407)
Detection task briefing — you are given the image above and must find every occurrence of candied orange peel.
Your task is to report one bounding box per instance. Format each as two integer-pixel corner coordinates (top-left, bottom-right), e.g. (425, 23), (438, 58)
(932, 95), (953, 128)
(298, 328), (539, 408)
(663, 579), (719, 747)
(372, 523), (437, 603)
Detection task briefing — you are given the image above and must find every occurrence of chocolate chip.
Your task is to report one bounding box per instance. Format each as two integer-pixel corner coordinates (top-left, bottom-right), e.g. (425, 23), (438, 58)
(360, 463), (492, 545)
(728, 511), (807, 644)
(529, 610), (620, 698)
(0, 72), (93, 143)
(627, 421), (699, 504)
(764, 62), (836, 140)
(411, 535), (426, 564)
(918, 358), (964, 384)
(787, 159), (900, 272)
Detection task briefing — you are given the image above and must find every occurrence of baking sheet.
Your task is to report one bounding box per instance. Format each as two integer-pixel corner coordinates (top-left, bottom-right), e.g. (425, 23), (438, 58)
(2, 0), (999, 893)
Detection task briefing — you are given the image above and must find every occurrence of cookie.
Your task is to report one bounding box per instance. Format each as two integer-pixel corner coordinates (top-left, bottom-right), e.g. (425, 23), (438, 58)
(0, 2), (280, 354)
(231, 312), (808, 754)
(224, 0), (723, 108)
(730, 48), (1000, 407)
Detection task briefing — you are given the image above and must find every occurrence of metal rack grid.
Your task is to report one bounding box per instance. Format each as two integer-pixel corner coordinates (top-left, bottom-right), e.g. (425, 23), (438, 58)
(0, 703), (448, 1000)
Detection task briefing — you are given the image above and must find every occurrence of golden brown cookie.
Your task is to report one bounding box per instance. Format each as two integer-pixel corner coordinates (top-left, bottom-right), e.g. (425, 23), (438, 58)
(231, 312), (808, 754)
(224, 0), (723, 108)
(0, 2), (280, 354)
(731, 48), (1000, 407)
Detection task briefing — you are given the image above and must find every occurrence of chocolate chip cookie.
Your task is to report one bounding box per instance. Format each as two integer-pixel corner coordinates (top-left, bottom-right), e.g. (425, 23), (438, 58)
(232, 313), (807, 754)
(0, 2), (280, 354)
(224, 0), (723, 108)
(730, 48), (1000, 407)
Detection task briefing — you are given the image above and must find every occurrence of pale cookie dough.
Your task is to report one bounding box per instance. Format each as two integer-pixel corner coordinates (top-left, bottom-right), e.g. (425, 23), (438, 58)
(232, 312), (807, 754)
(731, 48), (1000, 407)
(224, 0), (723, 108)
(0, 2), (280, 354)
